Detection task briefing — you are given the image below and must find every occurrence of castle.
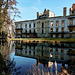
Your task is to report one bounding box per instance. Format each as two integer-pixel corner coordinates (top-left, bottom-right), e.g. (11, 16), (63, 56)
(15, 4), (75, 38)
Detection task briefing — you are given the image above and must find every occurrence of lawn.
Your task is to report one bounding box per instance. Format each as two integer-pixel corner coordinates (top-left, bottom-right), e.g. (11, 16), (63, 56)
(9, 38), (75, 42)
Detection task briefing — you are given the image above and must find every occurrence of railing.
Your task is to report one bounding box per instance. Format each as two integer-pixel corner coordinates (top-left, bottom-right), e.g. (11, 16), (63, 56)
(22, 32), (36, 34)
(16, 32), (22, 35)
(15, 28), (23, 30)
(69, 31), (75, 33)
(49, 31), (69, 34)
(68, 16), (75, 19)
(68, 25), (75, 27)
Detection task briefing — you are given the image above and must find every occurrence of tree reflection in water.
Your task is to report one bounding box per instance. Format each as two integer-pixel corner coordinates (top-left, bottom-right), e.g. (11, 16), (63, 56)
(15, 41), (75, 75)
(0, 41), (21, 75)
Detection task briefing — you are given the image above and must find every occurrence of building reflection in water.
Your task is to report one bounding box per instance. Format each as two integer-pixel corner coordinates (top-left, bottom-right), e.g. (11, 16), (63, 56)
(15, 41), (75, 68)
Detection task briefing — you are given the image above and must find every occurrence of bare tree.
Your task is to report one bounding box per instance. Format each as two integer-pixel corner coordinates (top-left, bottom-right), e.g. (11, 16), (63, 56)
(0, 0), (20, 36)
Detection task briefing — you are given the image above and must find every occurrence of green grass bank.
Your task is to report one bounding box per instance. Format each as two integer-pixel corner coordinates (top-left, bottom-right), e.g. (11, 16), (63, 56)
(9, 38), (75, 43)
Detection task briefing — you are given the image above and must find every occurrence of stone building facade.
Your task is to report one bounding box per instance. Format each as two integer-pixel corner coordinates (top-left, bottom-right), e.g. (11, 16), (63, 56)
(15, 4), (75, 38)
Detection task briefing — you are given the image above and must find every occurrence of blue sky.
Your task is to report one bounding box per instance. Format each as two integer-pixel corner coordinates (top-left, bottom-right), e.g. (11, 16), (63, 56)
(15, 0), (75, 21)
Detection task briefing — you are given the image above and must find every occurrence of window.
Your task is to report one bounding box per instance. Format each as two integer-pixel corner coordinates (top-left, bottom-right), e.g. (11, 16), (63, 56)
(62, 20), (65, 26)
(69, 34), (72, 37)
(25, 50), (27, 53)
(25, 30), (27, 33)
(48, 21), (49, 24)
(70, 28), (72, 32)
(50, 48), (53, 52)
(20, 23), (22, 28)
(55, 48), (58, 52)
(41, 46), (43, 50)
(42, 22), (44, 28)
(25, 45), (27, 49)
(29, 46), (31, 49)
(61, 48), (64, 53)
(56, 34), (58, 38)
(34, 29), (35, 33)
(45, 14), (46, 16)
(33, 51), (35, 56)
(72, 11), (74, 14)
(70, 20), (73, 25)
(29, 24), (31, 28)
(61, 55), (64, 60)
(61, 34), (64, 38)
(55, 54), (58, 59)
(34, 46), (35, 50)
(51, 28), (53, 32)
(62, 28), (64, 32)
(51, 21), (53, 26)
(61, 44), (64, 47)
(29, 51), (31, 54)
(34, 23), (35, 27)
(25, 24), (27, 28)
(42, 29), (44, 34)
(29, 30), (31, 33)
(56, 28), (58, 32)
(51, 34), (53, 38)
(56, 21), (59, 26)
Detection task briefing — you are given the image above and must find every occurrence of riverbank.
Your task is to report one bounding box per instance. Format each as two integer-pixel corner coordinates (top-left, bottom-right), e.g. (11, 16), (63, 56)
(9, 38), (75, 43)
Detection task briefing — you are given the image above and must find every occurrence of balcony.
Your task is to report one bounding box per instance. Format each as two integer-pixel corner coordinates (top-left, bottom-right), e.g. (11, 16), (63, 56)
(68, 25), (75, 27)
(69, 31), (75, 34)
(49, 32), (69, 34)
(16, 32), (22, 35)
(22, 32), (36, 34)
(67, 50), (75, 55)
(22, 30), (36, 34)
(15, 28), (23, 30)
(68, 16), (75, 19)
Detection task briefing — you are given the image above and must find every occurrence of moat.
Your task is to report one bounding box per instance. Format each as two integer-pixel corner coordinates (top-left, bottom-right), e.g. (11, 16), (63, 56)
(0, 41), (75, 75)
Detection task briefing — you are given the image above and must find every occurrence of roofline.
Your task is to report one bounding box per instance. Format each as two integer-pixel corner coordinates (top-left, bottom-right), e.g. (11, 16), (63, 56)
(15, 19), (37, 23)
(15, 15), (75, 23)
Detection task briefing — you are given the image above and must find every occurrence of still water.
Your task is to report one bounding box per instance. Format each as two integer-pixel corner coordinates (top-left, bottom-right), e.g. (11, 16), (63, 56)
(1, 41), (75, 75)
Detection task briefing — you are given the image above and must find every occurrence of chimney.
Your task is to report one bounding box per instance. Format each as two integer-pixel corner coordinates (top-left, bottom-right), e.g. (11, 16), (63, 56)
(63, 7), (67, 16)
(37, 12), (39, 19)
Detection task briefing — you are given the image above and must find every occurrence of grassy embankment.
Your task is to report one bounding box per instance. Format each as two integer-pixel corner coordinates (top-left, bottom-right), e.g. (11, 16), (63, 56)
(9, 38), (75, 43)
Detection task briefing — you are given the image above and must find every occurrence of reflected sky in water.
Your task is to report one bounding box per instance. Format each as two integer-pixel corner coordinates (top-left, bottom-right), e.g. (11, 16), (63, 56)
(7, 41), (75, 75)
